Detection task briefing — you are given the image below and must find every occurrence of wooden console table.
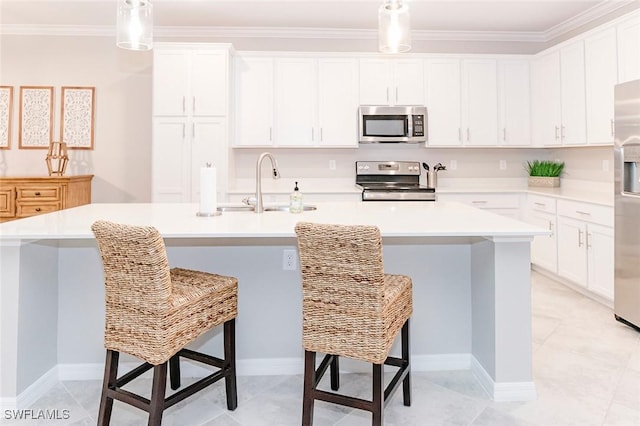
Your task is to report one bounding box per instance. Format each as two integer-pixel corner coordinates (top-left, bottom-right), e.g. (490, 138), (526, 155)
(0, 175), (93, 222)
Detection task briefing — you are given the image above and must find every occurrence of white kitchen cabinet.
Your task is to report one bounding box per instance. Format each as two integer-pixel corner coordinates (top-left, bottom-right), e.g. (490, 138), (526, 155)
(531, 42), (587, 146)
(461, 59), (499, 146)
(425, 59), (462, 146)
(235, 55), (358, 147)
(525, 195), (558, 273)
(556, 199), (614, 300)
(152, 117), (227, 203)
(153, 47), (228, 117)
(617, 12), (640, 84)
(498, 60), (530, 146)
(359, 58), (424, 106)
(152, 43), (232, 203)
(585, 27), (618, 145)
(234, 56), (274, 147)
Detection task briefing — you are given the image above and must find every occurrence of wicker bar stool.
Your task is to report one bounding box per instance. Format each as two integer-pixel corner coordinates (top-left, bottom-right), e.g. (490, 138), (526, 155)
(294, 222), (413, 426)
(91, 220), (238, 426)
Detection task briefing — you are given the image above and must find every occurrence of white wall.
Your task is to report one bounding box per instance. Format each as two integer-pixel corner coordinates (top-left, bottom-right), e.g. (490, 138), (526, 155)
(0, 32), (616, 203)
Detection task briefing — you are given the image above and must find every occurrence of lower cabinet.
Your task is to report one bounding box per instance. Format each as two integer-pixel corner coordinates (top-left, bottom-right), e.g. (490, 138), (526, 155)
(437, 192), (521, 218)
(556, 200), (614, 300)
(525, 194), (558, 272)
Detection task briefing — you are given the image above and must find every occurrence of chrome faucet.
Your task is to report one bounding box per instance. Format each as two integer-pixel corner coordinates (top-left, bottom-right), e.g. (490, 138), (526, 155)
(253, 152), (280, 213)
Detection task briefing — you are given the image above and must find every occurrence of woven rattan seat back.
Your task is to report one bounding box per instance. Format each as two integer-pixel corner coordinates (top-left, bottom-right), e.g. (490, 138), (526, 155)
(295, 222), (403, 364)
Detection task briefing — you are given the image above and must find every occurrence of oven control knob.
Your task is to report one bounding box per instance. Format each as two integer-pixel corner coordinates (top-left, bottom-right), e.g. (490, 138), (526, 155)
(364, 165), (370, 170)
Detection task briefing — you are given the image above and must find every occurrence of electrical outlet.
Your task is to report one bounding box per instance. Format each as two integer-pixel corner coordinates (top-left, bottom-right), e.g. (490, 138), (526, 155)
(499, 160), (507, 170)
(329, 160), (336, 170)
(450, 160), (457, 170)
(282, 249), (297, 271)
(602, 159), (609, 172)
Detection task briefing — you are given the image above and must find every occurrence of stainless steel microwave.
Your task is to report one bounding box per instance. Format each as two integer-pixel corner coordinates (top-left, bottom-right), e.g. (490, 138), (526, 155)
(358, 105), (427, 143)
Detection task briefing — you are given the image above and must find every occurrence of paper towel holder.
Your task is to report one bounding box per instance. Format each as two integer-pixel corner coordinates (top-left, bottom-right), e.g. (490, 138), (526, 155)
(196, 163), (222, 217)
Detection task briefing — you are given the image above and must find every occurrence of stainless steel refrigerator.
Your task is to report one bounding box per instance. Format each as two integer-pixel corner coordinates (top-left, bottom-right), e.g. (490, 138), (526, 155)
(614, 79), (640, 331)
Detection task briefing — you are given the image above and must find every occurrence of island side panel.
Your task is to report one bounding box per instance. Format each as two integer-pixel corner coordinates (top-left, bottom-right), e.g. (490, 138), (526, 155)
(0, 243), (21, 402)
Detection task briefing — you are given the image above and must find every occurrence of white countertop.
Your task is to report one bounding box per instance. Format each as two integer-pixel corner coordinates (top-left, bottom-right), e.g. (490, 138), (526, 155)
(0, 201), (548, 241)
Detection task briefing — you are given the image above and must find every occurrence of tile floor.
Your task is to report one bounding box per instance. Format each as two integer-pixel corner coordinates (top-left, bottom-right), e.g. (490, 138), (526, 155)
(4, 271), (639, 425)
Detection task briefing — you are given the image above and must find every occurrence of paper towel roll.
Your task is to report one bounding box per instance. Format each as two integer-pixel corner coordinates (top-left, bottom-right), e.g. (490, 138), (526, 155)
(199, 166), (217, 214)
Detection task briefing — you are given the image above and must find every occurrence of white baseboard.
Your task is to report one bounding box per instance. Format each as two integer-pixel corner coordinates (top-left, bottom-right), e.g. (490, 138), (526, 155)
(11, 353), (531, 409)
(0, 366), (59, 410)
(470, 356), (537, 402)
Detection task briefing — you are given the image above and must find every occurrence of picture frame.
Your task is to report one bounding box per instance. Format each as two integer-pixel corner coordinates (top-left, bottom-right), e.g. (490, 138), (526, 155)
(18, 86), (54, 149)
(0, 86), (13, 149)
(61, 86), (95, 149)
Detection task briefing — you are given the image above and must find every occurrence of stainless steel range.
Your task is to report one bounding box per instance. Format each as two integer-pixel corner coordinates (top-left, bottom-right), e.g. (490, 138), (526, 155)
(355, 161), (436, 201)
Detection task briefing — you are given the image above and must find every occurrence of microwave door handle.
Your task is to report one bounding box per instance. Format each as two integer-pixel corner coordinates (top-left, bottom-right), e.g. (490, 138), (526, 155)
(408, 116), (413, 139)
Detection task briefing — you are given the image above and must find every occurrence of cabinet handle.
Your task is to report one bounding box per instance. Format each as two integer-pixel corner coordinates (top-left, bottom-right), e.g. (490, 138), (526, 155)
(611, 119), (614, 136)
(386, 88), (390, 104)
(320, 128), (323, 142)
(269, 127), (272, 142)
(35, 191), (41, 196)
(182, 96), (186, 114)
(182, 124), (186, 139)
(555, 126), (559, 140)
(458, 128), (462, 142)
(578, 229), (583, 247)
(395, 87), (399, 103)
(467, 128), (470, 141)
(587, 232), (592, 249)
(561, 125), (566, 140)
(35, 208), (41, 212)
(549, 221), (554, 237)
(311, 128), (314, 141)
(471, 200), (487, 204)
(192, 97), (196, 114)
(192, 123), (195, 139)
(503, 128), (506, 141)
(534, 202), (546, 207)
(576, 210), (591, 216)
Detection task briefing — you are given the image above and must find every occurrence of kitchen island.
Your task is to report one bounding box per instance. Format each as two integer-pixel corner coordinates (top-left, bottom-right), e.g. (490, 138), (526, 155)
(0, 201), (548, 408)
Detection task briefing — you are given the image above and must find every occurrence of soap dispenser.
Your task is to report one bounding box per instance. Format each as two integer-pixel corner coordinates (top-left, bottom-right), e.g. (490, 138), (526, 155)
(289, 181), (303, 213)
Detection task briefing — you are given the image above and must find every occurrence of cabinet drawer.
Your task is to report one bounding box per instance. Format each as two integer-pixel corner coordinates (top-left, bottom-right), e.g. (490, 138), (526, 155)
(444, 193), (520, 209)
(16, 202), (62, 217)
(16, 185), (61, 201)
(557, 199), (613, 226)
(527, 194), (557, 213)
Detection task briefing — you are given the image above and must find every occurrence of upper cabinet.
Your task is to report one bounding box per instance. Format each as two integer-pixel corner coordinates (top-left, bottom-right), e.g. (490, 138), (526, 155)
(153, 47), (228, 117)
(498, 59), (531, 146)
(359, 59), (424, 106)
(584, 27), (618, 145)
(617, 13), (640, 83)
(531, 41), (586, 146)
(424, 59), (462, 146)
(461, 59), (499, 146)
(234, 54), (358, 147)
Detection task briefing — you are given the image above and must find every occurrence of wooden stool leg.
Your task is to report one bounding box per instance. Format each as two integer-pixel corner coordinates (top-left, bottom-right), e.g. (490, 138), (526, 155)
(401, 319), (411, 407)
(302, 350), (316, 426)
(147, 363), (167, 426)
(169, 354), (181, 390)
(224, 319), (238, 410)
(330, 355), (340, 391)
(372, 363), (384, 426)
(97, 350), (119, 426)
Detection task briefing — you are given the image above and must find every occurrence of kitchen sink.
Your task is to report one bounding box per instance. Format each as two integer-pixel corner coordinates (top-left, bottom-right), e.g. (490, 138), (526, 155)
(216, 205), (317, 213)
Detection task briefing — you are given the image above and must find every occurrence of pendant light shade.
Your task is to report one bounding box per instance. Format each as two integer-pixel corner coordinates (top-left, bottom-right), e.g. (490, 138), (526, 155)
(378, 0), (411, 53)
(117, 0), (153, 51)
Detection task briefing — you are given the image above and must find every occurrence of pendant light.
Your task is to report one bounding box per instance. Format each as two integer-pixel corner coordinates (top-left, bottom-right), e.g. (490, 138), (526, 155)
(378, 0), (411, 53)
(116, 0), (153, 51)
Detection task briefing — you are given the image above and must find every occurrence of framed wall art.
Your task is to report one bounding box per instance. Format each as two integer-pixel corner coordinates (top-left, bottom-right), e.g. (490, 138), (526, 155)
(18, 86), (54, 149)
(0, 86), (13, 149)
(61, 86), (95, 149)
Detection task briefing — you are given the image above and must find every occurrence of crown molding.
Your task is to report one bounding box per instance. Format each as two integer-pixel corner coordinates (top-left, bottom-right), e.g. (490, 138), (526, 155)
(542, 0), (636, 40)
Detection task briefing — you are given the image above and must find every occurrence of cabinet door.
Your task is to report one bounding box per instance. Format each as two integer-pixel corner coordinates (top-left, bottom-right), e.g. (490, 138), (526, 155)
(528, 211), (557, 273)
(499, 60), (530, 146)
(531, 52), (562, 146)
(317, 58), (358, 147)
(425, 59), (462, 146)
(275, 58), (315, 146)
(585, 27), (617, 145)
(462, 59), (498, 146)
(234, 56), (273, 146)
(190, 118), (226, 203)
(557, 216), (588, 285)
(152, 118), (190, 202)
(394, 59), (425, 105)
(153, 50), (189, 116)
(587, 223), (614, 300)
(617, 14), (640, 83)
(359, 59), (391, 105)
(191, 51), (228, 116)
(560, 42), (587, 145)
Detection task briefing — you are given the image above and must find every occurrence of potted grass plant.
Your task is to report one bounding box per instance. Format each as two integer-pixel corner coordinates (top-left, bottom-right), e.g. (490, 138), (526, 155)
(526, 160), (565, 187)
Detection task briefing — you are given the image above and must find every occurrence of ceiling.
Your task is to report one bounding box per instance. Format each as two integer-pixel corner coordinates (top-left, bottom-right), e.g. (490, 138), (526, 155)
(0, 0), (636, 41)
